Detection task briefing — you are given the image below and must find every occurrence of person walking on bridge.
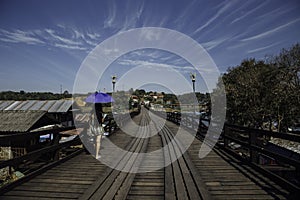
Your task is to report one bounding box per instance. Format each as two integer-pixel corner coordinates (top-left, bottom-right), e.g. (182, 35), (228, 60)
(88, 104), (104, 159)
(85, 92), (114, 159)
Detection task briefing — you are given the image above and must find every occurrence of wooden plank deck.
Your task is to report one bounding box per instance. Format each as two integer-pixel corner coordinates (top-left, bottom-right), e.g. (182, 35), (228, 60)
(166, 119), (291, 200)
(0, 108), (292, 199)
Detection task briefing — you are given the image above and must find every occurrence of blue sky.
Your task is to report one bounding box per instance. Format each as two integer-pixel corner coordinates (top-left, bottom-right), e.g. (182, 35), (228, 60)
(0, 0), (299, 93)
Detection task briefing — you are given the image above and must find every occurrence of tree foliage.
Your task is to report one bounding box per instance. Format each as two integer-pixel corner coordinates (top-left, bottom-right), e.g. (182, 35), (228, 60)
(0, 90), (72, 100)
(222, 44), (300, 131)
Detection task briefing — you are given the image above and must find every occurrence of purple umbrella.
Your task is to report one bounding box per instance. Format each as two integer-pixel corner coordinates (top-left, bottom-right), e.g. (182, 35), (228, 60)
(85, 92), (114, 103)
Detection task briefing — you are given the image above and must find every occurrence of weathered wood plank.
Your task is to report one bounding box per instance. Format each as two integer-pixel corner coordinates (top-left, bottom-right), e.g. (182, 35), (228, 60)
(8, 185), (86, 193)
(161, 128), (176, 200)
(4, 190), (80, 199)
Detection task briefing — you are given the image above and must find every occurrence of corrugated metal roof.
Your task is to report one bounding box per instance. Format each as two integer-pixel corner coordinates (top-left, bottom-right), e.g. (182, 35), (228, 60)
(0, 100), (73, 113)
(4, 101), (21, 110)
(48, 100), (64, 113)
(0, 101), (14, 110)
(13, 101), (29, 110)
(56, 100), (73, 113)
(19, 100), (37, 110)
(39, 100), (56, 111)
(30, 100), (47, 110)
(0, 110), (47, 132)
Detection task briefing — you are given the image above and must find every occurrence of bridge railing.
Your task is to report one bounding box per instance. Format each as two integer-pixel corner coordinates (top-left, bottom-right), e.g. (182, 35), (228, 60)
(0, 110), (140, 190)
(223, 124), (300, 192)
(0, 126), (82, 191)
(161, 111), (300, 193)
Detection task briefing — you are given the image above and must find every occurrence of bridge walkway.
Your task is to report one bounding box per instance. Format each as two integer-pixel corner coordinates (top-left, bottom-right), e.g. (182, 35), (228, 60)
(0, 108), (291, 199)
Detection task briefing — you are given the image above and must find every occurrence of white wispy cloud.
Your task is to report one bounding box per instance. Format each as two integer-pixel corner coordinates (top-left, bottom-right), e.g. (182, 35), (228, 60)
(104, 0), (117, 28)
(159, 54), (178, 61)
(126, 50), (166, 60)
(202, 37), (230, 51)
(247, 42), (279, 54)
(173, 0), (198, 29)
(0, 29), (45, 45)
(45, 29), (82, 46)
(136, 0), (144, 20)
(73, 29), (85, 39)
(0, 26), (102, 51)
(194, 1), (234, 33)
(226, 42), (247, 50)
(117, 58), (197, 75)
(103, 48), (120, 55)
(255, 5), (294, 22)
(54, 43), (87, 51)
(87, 32), (101, 40)
(122, 50), (190, 67)
(171, 57), (189, 66)
(241, 17), (300, 42)
(230, 1), (269, 24)
(139, 29), (161, 41)
(114, 1), (145, 33)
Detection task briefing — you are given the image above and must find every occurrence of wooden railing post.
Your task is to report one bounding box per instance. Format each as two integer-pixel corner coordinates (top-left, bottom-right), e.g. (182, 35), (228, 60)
(109, 118), (112, 134)
(191, 115), (195, 131)
(249, 130), (258, 164)
(52, 132), (60, 161)
(198, 117), (202, 136)
(173, 113), (176, 123)
(53, 133), (60, 160)
(224, 125), (229, 149)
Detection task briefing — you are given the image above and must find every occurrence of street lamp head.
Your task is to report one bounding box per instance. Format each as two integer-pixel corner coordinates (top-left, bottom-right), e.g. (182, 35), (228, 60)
(112, 75), (117, 83)
(112, 75), (117, 93)
(190, 73), (196, 82)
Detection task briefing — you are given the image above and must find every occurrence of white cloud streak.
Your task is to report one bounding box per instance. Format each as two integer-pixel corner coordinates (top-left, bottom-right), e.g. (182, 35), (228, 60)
(241, 18), (300, 42)
(104, 0), (117, 28)
(45, 29), (82, 45)
(202, 37), (230, 51)
(0, 26), (102, 51)
(231, 1), (269, 24)
(255, 5), (294, 22)
(194, 1), (233, 33)
(0, 29), (45, 45)
(54, 43), (87, 51)
(247, 42), (279, 54)
(117, 58), (197, 74)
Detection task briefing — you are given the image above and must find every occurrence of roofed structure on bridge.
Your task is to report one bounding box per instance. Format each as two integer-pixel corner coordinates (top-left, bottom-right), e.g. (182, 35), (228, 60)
(0, 100), (73, 113)
(0, 110), (56, 133)
(0, 100), (77, 134)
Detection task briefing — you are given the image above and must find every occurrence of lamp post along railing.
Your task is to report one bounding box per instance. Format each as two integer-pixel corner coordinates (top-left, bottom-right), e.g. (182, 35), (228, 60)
(190, 73), (196, 114)
(112, 75), (117, 93)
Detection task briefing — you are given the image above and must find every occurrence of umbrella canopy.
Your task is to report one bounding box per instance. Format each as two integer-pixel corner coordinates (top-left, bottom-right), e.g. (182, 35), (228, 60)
(85, 92), (114, 103)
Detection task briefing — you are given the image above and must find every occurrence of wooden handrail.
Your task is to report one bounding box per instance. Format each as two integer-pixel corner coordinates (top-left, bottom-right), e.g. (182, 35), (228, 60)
(0, 137), (81, 169)
(225, 124), (300, 142)
(0, 126), (76, 145)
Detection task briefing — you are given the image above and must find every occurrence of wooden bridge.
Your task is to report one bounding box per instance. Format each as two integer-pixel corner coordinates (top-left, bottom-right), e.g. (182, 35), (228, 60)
(0, 107), (299, 199)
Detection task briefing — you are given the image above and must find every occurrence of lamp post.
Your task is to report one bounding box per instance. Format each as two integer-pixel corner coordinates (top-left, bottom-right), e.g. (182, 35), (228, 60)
(112, 75), (117, 93)
(190, 73), (196, 114)
(190, 73), (196, 93)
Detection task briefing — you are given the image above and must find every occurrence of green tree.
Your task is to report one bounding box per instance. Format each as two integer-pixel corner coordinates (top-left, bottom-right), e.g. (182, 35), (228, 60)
(221, 44), (300, 132)
(267, 44), (300, 131)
